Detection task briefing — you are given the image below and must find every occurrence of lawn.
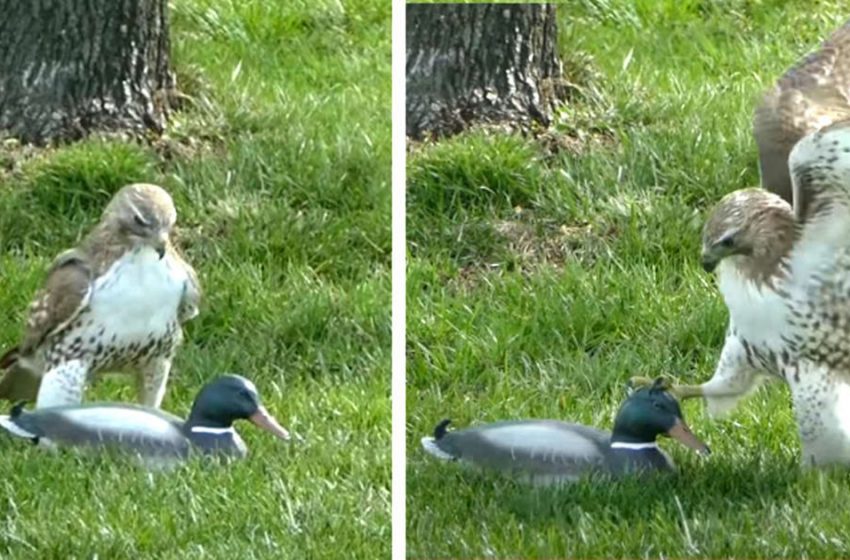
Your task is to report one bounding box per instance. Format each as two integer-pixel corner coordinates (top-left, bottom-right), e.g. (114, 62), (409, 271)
(0, 0), (390, 558)
(406, 1), (850, 558)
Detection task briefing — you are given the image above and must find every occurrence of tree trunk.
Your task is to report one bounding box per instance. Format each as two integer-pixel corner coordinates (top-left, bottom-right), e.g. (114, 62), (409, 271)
(0, 0), (173, 145)
(406, 3), (563, 140)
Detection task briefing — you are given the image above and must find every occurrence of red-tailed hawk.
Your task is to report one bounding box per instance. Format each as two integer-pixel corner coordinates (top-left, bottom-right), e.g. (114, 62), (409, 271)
(629, 18), (850, 467)
(636, 121), (850, 466)
(0, 183), (201, 409)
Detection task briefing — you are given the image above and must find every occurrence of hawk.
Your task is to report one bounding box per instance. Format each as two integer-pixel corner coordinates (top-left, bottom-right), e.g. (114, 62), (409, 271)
(648, 188), (796, 414)
(627, 18), (850, 466)
(0, 183), (201, 409)
(754, 18), (850, 204)
(635, 121), (850, 466)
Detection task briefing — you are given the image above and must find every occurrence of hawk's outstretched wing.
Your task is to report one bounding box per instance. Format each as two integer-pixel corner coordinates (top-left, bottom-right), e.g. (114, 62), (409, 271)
(754, 19), (850, 204)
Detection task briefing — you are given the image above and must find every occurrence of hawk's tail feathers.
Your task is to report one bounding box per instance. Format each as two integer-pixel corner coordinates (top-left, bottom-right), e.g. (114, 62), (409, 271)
(0, 347), (20, 370)
(0, 359), (41, 402)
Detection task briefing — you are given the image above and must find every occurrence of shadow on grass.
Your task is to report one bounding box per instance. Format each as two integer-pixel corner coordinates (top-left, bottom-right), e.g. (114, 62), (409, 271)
(410, 454), (806, 524)
(510, 460), (800, 522)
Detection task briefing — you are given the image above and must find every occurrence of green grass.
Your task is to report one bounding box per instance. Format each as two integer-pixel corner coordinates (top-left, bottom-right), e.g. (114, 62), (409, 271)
(0, 0), (389, 558)
(406, 1), (850, 557)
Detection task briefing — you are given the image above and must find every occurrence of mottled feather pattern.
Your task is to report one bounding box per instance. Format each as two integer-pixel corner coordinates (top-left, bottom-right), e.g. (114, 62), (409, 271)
(692, 107), (850, 467)
(30, 246), (189, 408)
(20, 252), (93, 355)
(0, 184), (201, 409)
(705, 118), (850, 465)
(775, 21), (850, 93)
(754, 19), (850, 204)
(168, 243), (201, 323)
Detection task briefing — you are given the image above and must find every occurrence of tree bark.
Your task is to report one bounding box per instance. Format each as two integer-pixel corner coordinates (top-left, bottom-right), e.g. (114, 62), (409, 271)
(0, 0), (173, 145)
(406, 3), (564, 140)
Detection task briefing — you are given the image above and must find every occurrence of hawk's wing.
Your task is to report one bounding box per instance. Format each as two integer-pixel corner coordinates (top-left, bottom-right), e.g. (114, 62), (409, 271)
(0, 249), (93, 402)
(788, 119), (850, 226)
(19, 249), (94, 355)
(754, 19), (850, 204)
(167, 243), (201, 324)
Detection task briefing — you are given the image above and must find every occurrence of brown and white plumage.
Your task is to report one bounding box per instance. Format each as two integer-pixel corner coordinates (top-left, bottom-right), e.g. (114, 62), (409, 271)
(0, 183), (201, 409)
(636, 189), (799, 419)
(766, 120), (850, 465)
(700, 188), (796, 287)
(633, 18), (850, 466)
(654, 122), (850, 466)
(754, 18), (850, 204)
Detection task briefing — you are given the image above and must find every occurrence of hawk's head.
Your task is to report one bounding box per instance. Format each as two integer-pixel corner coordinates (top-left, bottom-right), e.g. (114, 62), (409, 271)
(102, 184), (177, 258)
(701, 188), (795, 280)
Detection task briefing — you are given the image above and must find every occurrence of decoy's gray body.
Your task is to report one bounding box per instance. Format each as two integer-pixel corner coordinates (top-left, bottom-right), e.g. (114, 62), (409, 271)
(421, 381), (709, 485)
(0, 374), (289, 466)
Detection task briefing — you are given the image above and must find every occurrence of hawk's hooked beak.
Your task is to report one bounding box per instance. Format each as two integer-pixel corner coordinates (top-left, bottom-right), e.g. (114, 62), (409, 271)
(701, 253), (718, 273)
(700, 244), (724, 273)
(701, 233), (746, 273)
(154, 233), (168, 259)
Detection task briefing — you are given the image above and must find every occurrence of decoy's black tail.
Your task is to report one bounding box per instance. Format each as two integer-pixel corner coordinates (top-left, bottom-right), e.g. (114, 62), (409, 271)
(433, 419), (452, 440)
(9, 401), (26, 418)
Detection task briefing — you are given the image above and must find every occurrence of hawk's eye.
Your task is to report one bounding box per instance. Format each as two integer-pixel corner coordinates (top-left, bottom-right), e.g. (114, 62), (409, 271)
(133, 215), (148, 228)
(719, 236), (735, 248)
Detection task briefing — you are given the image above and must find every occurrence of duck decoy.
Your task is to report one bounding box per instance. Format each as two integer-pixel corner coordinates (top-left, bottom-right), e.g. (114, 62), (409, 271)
(0, 374), (289, 466)
(421, 379), (709, 484)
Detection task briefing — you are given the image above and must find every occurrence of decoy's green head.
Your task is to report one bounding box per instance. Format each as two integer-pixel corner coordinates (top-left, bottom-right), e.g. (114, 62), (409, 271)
(612, 378), (709, 455)
(187, 374), (290, 441)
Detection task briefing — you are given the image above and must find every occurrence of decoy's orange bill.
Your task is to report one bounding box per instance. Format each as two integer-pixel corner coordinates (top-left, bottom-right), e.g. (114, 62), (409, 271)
(249, 406), (291, 440)
(666, 417), (710, 456)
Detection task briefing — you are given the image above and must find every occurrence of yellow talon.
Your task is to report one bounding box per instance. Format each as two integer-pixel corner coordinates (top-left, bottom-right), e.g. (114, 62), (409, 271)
(628, 376), (703, 400)
(628, 375), (672, 390)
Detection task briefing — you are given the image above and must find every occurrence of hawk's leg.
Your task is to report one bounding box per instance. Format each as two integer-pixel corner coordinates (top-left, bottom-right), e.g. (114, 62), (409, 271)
(629, 373), (764, 416)
(35, 360), (89, 408)
(137, 357), (172, 408)
(787, 362), (850, 467)
(628, 376), (705, 400)
(631, 333), (766, 416)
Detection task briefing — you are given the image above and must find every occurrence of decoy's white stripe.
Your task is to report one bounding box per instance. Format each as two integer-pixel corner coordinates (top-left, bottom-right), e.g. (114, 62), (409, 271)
(420, 437), (455, 461)
(0, 416), (37, 439)
(190, 426), (236, 435)
(610, 441), (659, 450)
